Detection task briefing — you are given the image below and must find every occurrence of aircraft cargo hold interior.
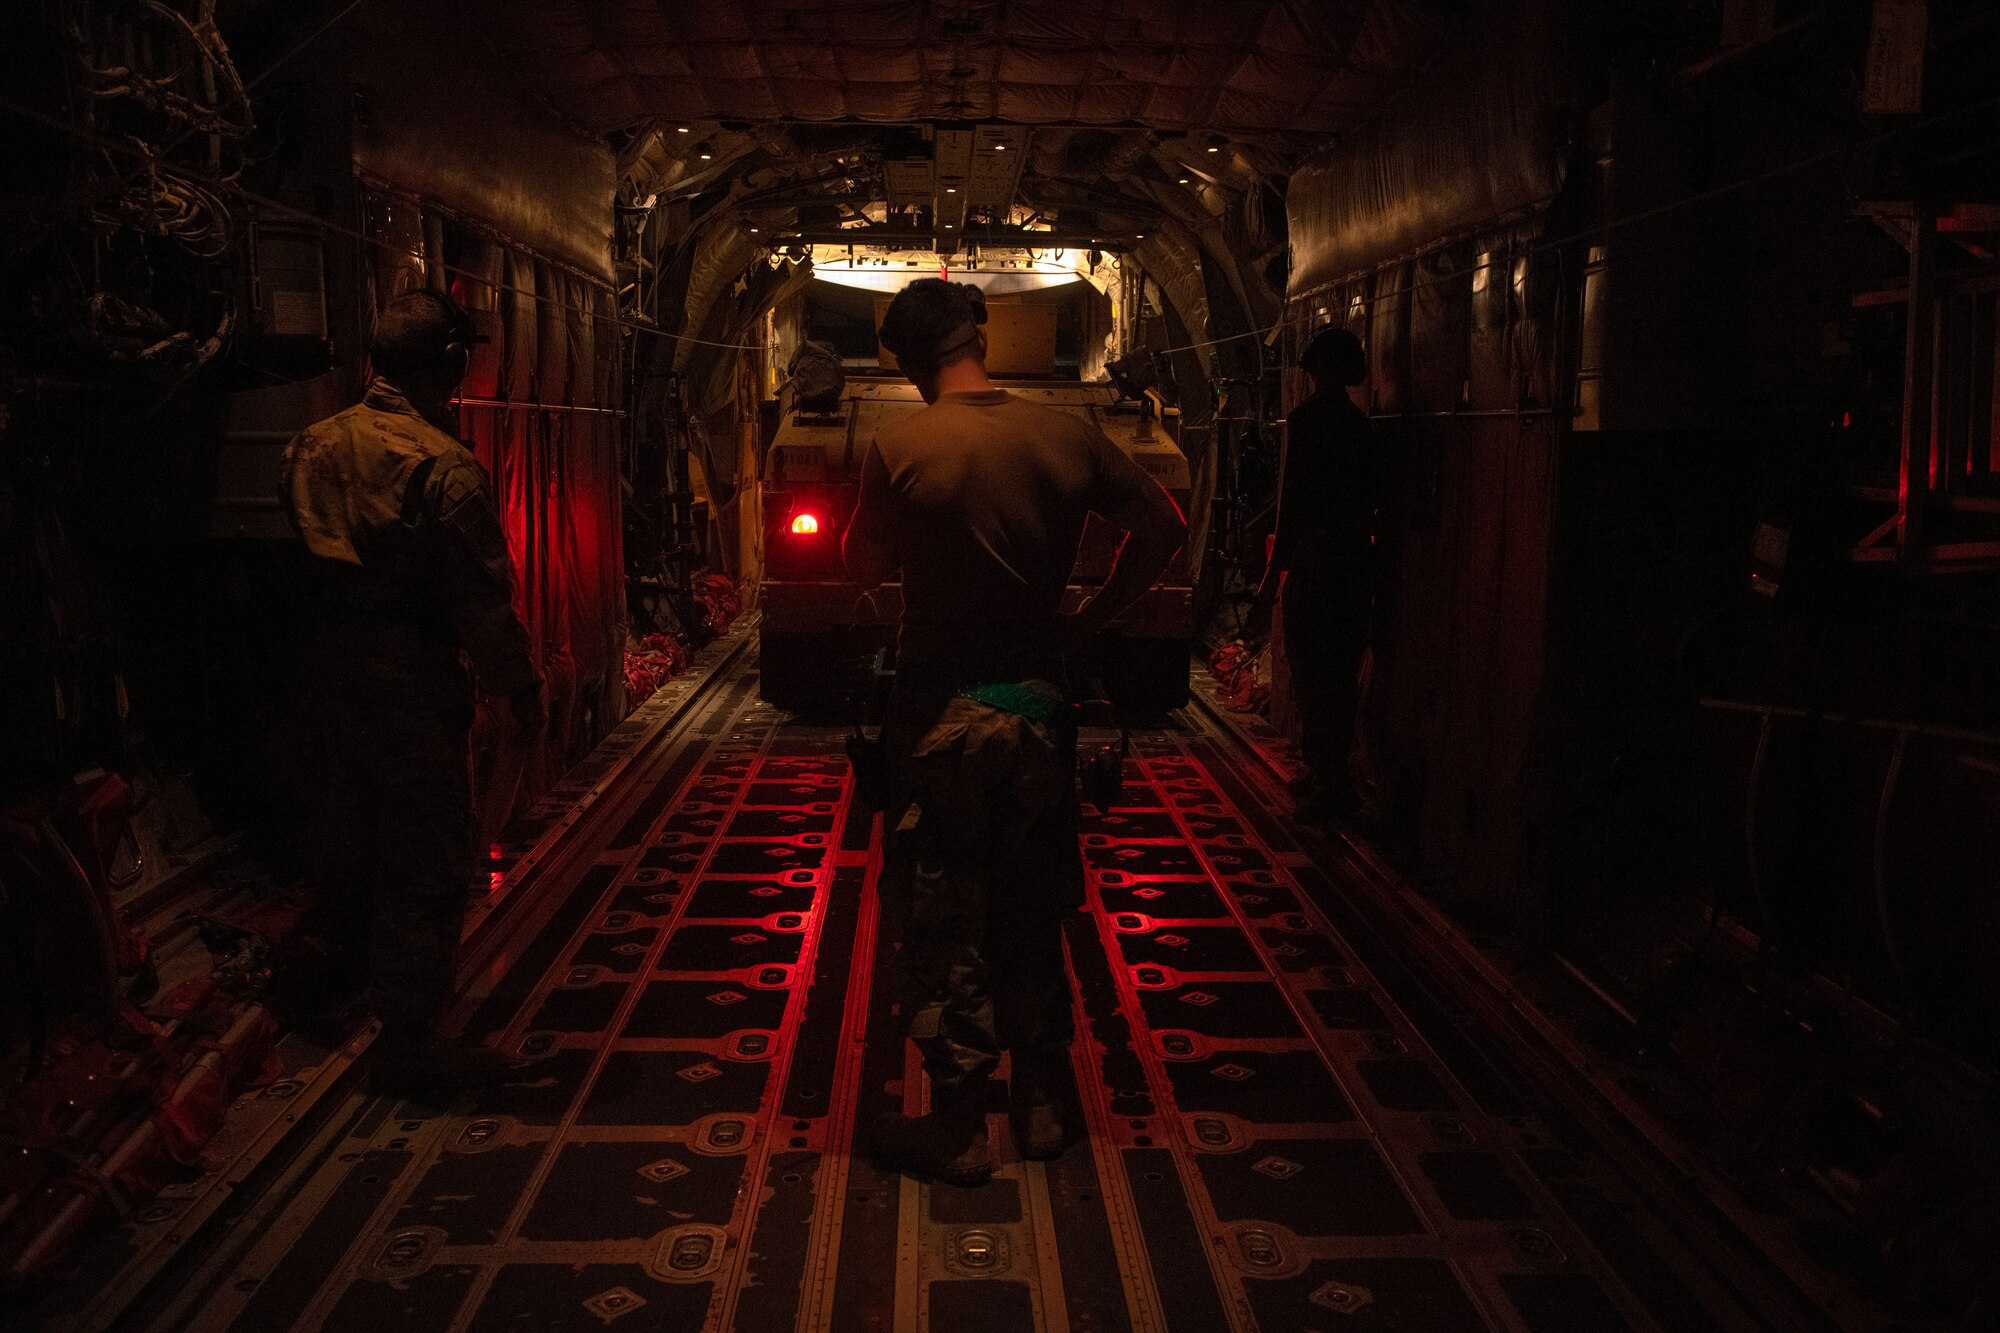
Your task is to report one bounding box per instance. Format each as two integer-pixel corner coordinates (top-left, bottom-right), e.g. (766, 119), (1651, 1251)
(3, 4), (2000, 1332)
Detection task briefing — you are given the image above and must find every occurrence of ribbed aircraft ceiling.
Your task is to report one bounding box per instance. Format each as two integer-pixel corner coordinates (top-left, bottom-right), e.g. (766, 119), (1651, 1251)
(484, 0), (1458, 139)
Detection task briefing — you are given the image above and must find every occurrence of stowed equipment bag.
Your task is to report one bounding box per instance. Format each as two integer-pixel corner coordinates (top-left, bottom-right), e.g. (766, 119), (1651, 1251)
(787, 339), (846, 415)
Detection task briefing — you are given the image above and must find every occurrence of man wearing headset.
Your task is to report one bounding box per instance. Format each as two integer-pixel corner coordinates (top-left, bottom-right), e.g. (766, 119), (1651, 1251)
(846, 279), (1186, 1185)
(278, 289), (542, 1099)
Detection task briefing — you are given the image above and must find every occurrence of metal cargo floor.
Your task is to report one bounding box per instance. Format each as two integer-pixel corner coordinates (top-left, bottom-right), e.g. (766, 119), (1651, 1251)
(99, 646), (1817, 1333)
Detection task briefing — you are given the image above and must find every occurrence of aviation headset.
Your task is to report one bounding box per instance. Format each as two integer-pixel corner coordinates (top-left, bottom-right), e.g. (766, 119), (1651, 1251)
(415, 288), (486, 368)
(373, 288), (487, 378)
(928, 281), (988, 364)
(881, 279), (988, 374)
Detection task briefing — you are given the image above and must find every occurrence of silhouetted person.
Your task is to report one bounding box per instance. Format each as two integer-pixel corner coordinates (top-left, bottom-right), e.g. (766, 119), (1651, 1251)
(845, 279), (1185, 1185)
(277, 290), (543, 1100)
(1253, 326), (1380, 821)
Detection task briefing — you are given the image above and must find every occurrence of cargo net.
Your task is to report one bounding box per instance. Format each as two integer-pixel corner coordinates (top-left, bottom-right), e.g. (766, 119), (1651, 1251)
(1207, 639), (1270, 714)
(623, 633), (691, 703)
(621, 574), (741, 708)
(693, 573), (741, 637)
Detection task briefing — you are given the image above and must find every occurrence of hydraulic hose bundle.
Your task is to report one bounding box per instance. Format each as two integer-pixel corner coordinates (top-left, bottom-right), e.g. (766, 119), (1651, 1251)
(11, 0), (255, 393)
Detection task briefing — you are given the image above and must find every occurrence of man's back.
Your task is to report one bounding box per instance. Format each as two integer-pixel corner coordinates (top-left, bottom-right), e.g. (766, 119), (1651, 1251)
(1278, 386), (1381, 581)
(852, 277), (1187, 1186)
(285, 384), (460, 575)
(861, 389), (1147, 671)
(281, 379), (535, 703)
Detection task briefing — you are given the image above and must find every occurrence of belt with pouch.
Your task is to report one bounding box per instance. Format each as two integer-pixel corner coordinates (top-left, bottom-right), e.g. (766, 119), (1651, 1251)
(958, 681), (1129, 810)
(954, 680), (1070, 729)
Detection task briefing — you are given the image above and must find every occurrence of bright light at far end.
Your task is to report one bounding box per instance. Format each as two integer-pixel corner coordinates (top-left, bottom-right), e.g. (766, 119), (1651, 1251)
(791, 514), (820, 536)
(809, 245), (1087, 294)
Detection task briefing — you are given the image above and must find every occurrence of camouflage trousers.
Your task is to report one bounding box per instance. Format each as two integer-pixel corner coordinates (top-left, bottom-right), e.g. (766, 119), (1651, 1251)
(302, 659), (475, 1037)
(880, 682), (1083, 1092)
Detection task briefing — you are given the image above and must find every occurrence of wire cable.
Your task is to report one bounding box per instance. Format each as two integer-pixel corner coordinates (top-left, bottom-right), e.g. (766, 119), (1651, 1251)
(3, 92), (770, 351)
(12, 83), (1999, 358)
(94, 0), (367, 189)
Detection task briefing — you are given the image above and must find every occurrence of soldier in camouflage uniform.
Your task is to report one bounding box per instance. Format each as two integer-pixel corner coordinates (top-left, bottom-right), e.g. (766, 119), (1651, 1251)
(278, 290), (543, 1098)
(847, 281), (1186, 1184)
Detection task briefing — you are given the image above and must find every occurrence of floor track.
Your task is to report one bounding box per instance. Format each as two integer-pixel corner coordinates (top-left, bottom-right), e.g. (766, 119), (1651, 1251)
(99, 650), (1831, 1333)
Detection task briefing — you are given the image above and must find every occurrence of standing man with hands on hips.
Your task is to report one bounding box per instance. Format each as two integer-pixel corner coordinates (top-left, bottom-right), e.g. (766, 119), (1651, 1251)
(845, 278), (1186, 1185)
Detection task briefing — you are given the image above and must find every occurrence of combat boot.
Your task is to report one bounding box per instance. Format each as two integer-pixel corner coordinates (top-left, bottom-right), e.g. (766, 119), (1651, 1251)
(870, 1080), (994, 1187)
(1008, 1047), (1068, 1161)
(371, 1028), (515, 1103)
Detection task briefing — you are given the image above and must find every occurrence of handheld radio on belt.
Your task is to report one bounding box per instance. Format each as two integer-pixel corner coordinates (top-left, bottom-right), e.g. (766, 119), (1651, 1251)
(842, 656), (1130, 813)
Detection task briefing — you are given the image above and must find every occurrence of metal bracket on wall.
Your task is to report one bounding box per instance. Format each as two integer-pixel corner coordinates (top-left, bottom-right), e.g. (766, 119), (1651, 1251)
(1849, 200), (2000, 571)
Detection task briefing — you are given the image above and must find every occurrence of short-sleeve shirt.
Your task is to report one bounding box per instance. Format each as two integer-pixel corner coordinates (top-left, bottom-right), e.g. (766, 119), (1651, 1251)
(851, 389), (1151, 672)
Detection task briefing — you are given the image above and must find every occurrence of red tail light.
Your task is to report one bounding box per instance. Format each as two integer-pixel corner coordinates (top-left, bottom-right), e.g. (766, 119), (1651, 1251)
(791, 513), (821, 536)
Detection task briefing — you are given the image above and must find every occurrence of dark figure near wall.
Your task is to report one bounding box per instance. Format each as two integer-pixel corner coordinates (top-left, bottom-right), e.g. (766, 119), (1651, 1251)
(270, 290), (545, 1102)
(1252, 326), (1382, 823)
